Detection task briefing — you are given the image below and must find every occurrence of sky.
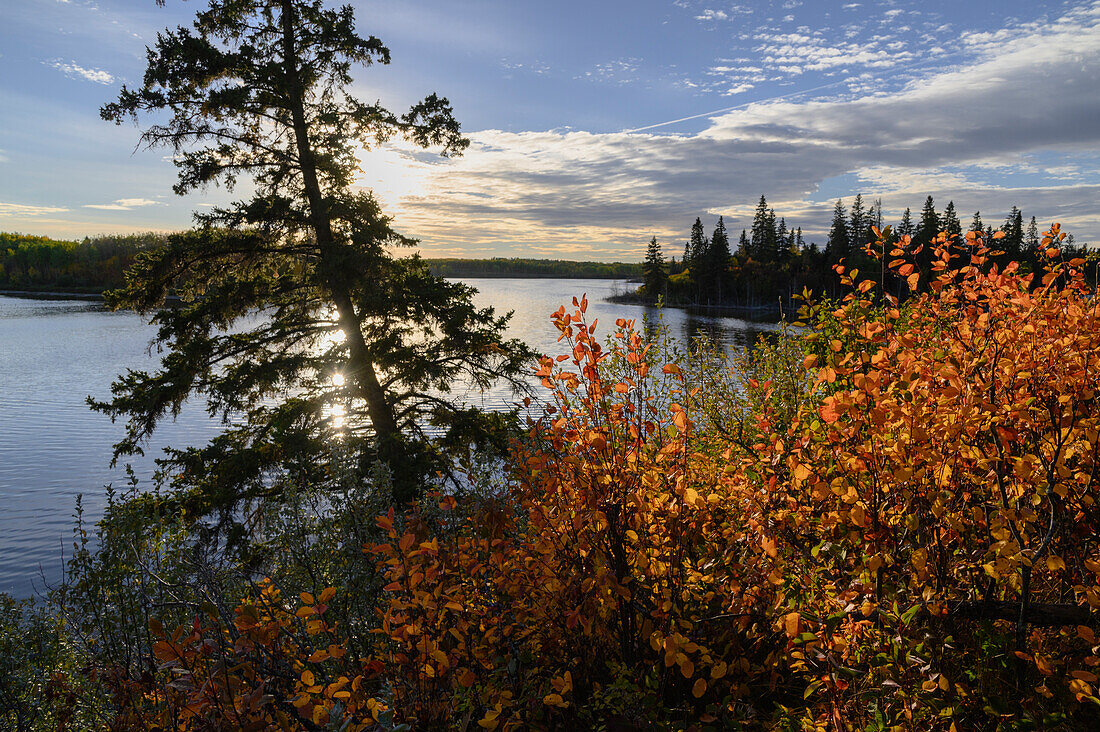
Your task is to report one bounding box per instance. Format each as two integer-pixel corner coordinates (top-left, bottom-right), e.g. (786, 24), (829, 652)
(1, 0), (1099, 260)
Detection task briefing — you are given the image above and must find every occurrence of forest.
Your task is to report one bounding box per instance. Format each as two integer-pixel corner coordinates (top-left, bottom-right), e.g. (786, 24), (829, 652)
(631, 194), (1093, 316)
(0, 232), (641, 292)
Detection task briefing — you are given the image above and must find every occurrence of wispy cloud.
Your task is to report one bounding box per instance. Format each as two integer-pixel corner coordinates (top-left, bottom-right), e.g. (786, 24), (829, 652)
(365, 2), (1100, 256)
(83, 198), (162, 211)
(47, 59), (113, 85)
(0, 202), (69, 216)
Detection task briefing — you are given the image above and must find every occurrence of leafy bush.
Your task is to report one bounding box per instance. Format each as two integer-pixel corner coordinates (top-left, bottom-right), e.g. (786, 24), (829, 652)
(13, 225), (1100, 730)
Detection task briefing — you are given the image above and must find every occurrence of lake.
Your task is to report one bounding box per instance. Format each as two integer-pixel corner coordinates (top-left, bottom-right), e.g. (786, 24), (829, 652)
(0, 278), (775, 597)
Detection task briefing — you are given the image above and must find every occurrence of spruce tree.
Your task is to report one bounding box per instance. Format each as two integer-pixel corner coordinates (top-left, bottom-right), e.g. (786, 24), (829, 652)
(776, 217), (790, 260)
(696, 217), (730, 302)
(1025, 216), (1040, 254)
(942, 201), (961, 238)
(826, 199), (849, 264)
(898, 207), (915, 238)
(915, 196), (940, 248)
(93, 0), (533, 509)
(688, 217), (708, 300)
(849, 194), (866, 251)
(1001, 206), (1024, 257)
(642, 236), (668, 303)
(969, 211), (984, 233)
(765, 208), (778, 261)
(749, 195), (771, 260)
(737, 229), (749, 257)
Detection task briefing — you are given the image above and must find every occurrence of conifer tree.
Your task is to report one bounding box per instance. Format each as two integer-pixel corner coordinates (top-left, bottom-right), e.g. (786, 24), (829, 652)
(915, 196), (940, 248)
(776, 217), (790, 260)
(765, 208), (778, 261)
(707, 216), (731, 300)
(688, 217), (708, 300)
(849, 194), (867, 251)
(942, 201), (961, 237)
(969, 211), (984, 233)
(1001, 206), (1024, 257)
(749, 195), (771, 260)
(737, 229), (749, 257)
(826, 199), (849, 264)
(642, 236), (668, 303)
(93, 0), (533, 509)
(1025, 216), (1040, 254)
(898, 207), (915, 238)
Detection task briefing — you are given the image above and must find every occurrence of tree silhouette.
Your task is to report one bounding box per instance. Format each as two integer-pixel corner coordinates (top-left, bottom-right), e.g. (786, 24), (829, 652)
(94, 0), (532, 510)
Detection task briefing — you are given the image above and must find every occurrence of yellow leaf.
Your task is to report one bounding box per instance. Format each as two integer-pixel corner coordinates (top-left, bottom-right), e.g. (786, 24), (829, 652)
(1046, 556), (1066, 572)
(301, 670), (315, 687)
(300, 592), (315, 605)
(692, 678), (707, 698)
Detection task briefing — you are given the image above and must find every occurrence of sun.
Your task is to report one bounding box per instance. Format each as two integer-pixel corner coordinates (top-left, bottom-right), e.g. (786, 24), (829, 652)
(353, 143), (436, 210)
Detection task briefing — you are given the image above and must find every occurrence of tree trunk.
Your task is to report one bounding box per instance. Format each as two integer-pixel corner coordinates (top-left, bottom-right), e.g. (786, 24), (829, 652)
(280, 0), (412, 501)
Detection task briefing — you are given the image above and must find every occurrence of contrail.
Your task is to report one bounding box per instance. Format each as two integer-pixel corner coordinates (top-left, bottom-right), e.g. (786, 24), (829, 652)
(621, 78), (858, 133)
(622, 54), (973, 134)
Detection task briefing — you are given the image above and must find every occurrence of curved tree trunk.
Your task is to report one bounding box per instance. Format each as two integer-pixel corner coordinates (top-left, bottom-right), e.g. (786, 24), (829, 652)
(280, 0), (413, 502)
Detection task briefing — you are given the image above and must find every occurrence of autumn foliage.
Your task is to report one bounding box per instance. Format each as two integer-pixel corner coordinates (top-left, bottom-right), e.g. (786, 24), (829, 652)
(97, 225), (1100, 729)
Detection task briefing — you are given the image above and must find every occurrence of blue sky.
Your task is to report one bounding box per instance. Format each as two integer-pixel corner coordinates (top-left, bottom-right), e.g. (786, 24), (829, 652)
(2, 0), (1099, 259)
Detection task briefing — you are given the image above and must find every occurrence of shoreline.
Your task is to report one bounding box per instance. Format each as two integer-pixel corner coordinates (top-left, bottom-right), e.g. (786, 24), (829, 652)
(605, 291), (790, 323)
(0, 289), (104, 301)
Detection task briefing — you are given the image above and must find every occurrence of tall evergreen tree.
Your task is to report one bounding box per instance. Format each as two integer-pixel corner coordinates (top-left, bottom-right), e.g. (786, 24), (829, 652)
(765, 208), (778, 261)
(642, 236), (668, 302)
(898, 207), (915, 238)
(969, 211), (984, 233)
(749, 195), (771, 260)
(737, 229), (749, 257)
(849, 194), (867, 251)
(826, 199), (850, 263)
(704, 216), (731, 301)
(1001, 206), (1024, 257)
(942, 201), (961, 238)
(776, 217), (790, 260)
(688, 217), (708, 264)
(915, 196), (940, 247)
(93, 0), (532, 508)
(688, 217), (708, 300)
(1025, 216), (1041, 255)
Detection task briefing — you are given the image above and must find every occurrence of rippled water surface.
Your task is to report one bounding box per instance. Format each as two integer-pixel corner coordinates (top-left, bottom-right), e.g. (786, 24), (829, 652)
(0, 279), (774, 596)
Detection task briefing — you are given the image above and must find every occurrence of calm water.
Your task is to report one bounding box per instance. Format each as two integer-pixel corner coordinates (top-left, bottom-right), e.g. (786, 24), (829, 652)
(0, 279), (773, 597)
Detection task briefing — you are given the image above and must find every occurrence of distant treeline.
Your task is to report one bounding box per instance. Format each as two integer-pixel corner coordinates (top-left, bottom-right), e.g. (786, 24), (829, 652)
(632, 194), (1092, 316)
(425, 257), (642, 279)
(0, 233), (644, 294)
(0, 232), (165, 293)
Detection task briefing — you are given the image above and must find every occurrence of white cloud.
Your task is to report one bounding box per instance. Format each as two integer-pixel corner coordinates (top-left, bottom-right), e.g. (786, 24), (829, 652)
(83, 198), (162, 211)
(0, 202), (69, 216)
(363, 2), (1100, 256)
(47, 59), (113, 85)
